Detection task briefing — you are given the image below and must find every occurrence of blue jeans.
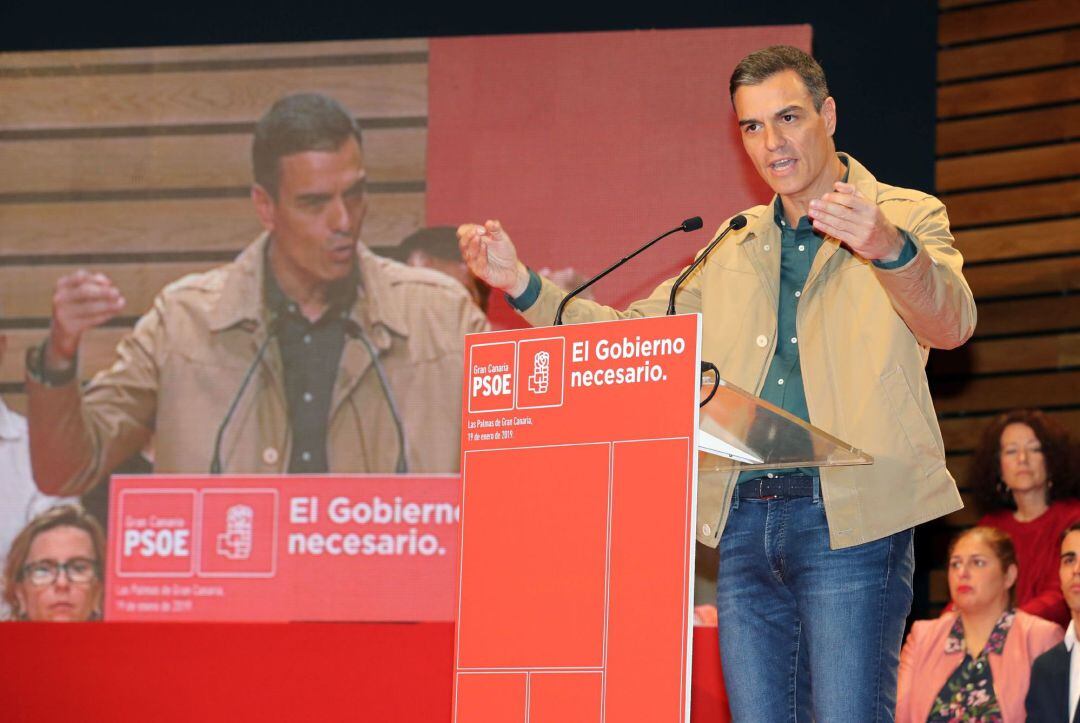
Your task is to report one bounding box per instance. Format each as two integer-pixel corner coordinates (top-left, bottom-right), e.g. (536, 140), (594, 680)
(715, 494), (913, 722)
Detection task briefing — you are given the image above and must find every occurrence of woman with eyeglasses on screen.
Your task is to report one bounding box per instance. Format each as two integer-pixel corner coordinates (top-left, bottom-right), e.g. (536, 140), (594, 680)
(2, 504), (104, 621)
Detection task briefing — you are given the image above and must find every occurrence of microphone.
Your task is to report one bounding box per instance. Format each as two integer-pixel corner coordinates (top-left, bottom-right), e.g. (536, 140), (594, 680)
(666, 215), (747, 316)
(553, 216), (703, 326)
(347, 322), (409, 474)
(210, 314), (279, 475)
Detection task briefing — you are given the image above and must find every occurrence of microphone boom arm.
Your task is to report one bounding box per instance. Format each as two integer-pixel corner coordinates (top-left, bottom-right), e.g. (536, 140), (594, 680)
(554, 216), (702, 326)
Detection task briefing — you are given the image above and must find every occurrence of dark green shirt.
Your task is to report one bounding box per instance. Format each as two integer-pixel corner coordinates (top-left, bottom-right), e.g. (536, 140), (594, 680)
(737, 162), (916, 485)
(735, 197), (823, 483)
(264, 253), (358, 474)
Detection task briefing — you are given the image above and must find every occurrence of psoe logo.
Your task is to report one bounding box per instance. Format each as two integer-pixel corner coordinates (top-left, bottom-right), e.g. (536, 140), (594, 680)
(216, 505), (254, 560)
(468, 341), (517, 413)
(517, 337), (565, 409)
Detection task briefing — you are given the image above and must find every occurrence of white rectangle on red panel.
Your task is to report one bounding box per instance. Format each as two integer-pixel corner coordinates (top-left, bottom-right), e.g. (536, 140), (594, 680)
(468, 341), (517, 413)
(455, 315), (701, 723)
(106, 475), (460, 622)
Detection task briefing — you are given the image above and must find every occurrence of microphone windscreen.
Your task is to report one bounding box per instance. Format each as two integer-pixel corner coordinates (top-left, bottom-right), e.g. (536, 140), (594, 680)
(729, 215), (748, 230)
(681, 216), (704, 232)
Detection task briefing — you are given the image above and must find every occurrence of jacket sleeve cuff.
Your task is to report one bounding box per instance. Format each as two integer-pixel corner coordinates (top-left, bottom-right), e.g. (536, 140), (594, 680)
(872, 228), (918, 270)
(506, 268), (542, 311)
(25, 341), (78, 387)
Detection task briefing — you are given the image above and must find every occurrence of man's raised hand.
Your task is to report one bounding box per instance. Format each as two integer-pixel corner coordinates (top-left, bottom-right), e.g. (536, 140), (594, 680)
(47, 270), (126, 369)
(457, 219), (531, 298)
(808, 182), (904, 263)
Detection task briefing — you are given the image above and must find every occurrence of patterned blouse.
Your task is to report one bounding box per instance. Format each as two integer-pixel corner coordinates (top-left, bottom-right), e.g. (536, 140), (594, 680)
(927, 609), (1014, 722)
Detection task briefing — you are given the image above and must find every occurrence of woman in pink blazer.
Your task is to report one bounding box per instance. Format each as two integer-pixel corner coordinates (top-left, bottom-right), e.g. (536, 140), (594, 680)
(897, 526), (1063, 722)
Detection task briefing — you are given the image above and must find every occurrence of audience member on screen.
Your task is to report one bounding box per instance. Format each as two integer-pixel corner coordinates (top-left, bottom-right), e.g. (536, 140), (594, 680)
(0, 321), (76, 618)
(373, 226), (493, 313)
(458, 44), (975, 721)
(897, 527), (1062, 722)
(969, 409), (1080, 627)
(1026, 522), (1080, 722)
(2, 504), (105, 622)
(24, 93), (489, 495)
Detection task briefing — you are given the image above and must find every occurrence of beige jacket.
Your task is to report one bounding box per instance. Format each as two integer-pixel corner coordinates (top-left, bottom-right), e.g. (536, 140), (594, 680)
(29, 234), (489, 495)
(520, 154), (976, 549)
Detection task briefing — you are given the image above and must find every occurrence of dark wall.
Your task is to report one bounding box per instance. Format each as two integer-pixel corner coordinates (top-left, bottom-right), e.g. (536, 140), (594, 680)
(4, 2), (936, 193)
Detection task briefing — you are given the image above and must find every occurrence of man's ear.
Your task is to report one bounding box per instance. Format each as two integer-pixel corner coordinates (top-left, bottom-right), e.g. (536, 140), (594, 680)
(251, 184), (276, 233)
(822, 96), (837, 137)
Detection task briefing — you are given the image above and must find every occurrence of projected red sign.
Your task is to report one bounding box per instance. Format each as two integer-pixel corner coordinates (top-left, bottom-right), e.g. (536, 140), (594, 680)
(105, 475), (460, 622)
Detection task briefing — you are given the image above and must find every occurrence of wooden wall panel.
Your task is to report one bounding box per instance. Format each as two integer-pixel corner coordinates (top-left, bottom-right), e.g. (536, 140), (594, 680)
(940, 179), (1080, 227)
(935, 142), (1080, 192)
(964, 255), (1080, 298)
(0, 261), (221, 319)
(0, 329), (127, 385)
(0, 127), (426, 194)
(939, 0), (1080, 45)
(2, 393), (27, 416)
(0, 192), (425, 258)
(931, 332), (1080, 376)
(0, 38), (428, 69)
(954, 217), (1080, 263)
(929, 0), (1079, 608)
(937, 105), (1080, 156)
(937, 66), (1079, 119)
(0, 63), (427, 130)
(972, 295), (1080, 337)
(938, 29), (1080, 82)
(932, 370), (1080, 415)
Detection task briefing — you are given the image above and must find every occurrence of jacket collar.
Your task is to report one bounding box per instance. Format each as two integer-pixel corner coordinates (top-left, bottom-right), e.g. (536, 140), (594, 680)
(736, 152), (875, 245)
(206, 233), (410, 342)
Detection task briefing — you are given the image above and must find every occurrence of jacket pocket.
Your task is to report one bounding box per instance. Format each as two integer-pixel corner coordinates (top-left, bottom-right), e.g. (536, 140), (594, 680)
(879, 366), (945, 479)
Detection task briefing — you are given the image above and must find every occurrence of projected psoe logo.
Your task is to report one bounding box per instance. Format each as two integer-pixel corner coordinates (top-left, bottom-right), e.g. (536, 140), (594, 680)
(115, 490), (197, 578)
(216, 505), (254, 560)
(199, 490), (278, 578)
(517, 338), (565, 409)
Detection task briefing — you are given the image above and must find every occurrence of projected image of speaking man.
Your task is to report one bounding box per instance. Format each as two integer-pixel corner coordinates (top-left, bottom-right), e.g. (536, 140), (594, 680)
(26, 93), (488, 495)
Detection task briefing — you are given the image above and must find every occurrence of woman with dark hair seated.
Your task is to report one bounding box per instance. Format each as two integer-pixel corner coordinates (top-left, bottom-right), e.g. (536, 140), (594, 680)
(897, 526), (1062, 722)
(969, 408), (1080, 626)
(2, 504), (105, 621)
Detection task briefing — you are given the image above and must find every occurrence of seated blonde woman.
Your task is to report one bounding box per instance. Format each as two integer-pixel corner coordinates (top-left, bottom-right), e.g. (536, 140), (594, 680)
(2, 505), (105, 621)
(897, 526), (1062, 722)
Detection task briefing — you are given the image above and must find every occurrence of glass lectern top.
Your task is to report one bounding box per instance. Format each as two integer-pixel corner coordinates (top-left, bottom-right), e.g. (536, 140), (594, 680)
(698, 376), (873, 473)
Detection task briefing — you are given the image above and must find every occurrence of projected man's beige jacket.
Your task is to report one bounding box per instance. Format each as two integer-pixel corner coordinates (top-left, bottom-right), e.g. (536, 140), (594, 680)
(27, 234), (489, 495)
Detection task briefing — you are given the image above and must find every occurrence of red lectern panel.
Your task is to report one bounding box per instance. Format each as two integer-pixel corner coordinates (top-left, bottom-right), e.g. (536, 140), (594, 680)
(455, 316), (701, 723)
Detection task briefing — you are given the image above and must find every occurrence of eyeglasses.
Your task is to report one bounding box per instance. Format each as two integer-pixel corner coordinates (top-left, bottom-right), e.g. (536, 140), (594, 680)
(19, 558), (100, 586)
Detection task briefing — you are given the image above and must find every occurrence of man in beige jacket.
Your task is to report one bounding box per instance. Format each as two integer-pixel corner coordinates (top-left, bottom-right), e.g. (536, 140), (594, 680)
(26, 93), (488, 496)
(458, 46), (975, 721)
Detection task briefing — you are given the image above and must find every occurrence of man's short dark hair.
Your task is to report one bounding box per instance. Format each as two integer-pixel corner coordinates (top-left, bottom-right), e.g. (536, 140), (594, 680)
(729, 45), (830, 111)
(252, 93), (363, 197)
(1062, 521), (1080, 547)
